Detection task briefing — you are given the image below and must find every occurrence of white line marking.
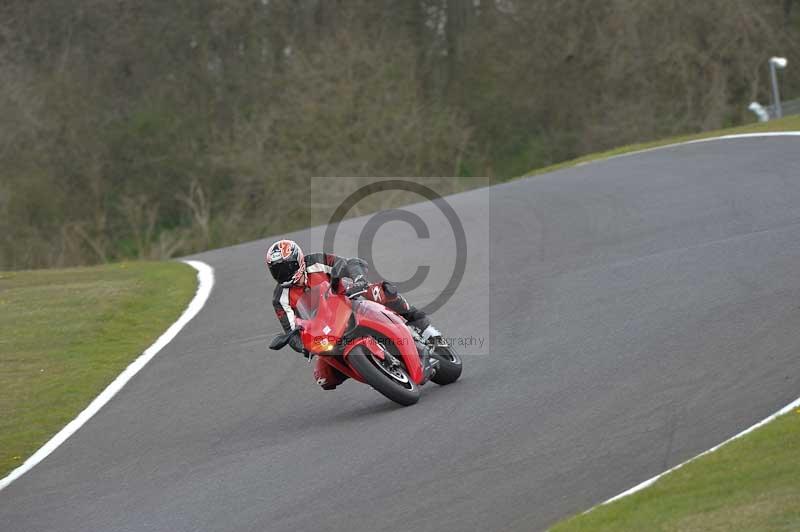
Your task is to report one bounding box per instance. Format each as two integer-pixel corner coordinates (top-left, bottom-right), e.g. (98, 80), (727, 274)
(594, 395), (800, 508)
(0, 259), (214, 492)
(589, 131), (800, 165)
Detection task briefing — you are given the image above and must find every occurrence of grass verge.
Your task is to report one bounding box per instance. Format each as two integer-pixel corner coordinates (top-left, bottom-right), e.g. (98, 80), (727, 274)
(522, 115), (800, 178)
(551, 409), (800, 531)
(0, 261), (196, 478)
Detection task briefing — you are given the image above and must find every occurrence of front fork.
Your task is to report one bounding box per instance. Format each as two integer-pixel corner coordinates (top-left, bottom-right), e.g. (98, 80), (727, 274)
(409, 326), (440, 383)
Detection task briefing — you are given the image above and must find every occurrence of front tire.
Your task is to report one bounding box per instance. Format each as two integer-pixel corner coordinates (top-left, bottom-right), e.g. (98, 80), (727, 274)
(347, 344), (420, 406)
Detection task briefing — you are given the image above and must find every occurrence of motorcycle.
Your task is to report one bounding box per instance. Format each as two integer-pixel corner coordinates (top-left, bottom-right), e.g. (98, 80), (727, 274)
(269, 279), (462, 406)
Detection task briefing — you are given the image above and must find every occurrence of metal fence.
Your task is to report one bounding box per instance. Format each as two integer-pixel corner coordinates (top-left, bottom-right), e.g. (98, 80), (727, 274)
(767, 97), (800, 119)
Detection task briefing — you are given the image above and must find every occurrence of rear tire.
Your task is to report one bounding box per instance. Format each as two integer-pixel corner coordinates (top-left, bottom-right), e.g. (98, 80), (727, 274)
(430, 344), (462, 385)
(348, 344), (420, 406)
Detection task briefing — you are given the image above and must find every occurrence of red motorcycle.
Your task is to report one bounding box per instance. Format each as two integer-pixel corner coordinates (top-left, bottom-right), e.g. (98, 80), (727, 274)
(269, 279), (462, 406)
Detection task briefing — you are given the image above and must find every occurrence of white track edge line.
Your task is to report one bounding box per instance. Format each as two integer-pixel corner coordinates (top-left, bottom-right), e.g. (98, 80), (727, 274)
(0, 259), (214, 492)
(588, 394), (800, 511)
(533, 132), (800, 176)
(595, 131), (800, 164)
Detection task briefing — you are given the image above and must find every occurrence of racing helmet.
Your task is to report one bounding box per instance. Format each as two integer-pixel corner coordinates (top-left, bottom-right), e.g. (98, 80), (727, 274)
(265, 239), (306, 286)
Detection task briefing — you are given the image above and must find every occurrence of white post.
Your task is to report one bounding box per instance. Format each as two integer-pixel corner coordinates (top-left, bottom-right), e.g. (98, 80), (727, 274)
(769, 57), (788, 119)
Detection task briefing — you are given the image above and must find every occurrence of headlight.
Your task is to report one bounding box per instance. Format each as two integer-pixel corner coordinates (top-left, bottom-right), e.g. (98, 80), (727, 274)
(311, 336), (336, 353)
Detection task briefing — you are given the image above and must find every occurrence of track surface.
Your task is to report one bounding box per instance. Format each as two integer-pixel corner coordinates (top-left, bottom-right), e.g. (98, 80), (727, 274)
(3, 137), (800, 531)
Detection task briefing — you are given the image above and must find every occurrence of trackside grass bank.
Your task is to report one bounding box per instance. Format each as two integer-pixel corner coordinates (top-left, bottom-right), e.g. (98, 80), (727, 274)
(0, 261), (196, 478)
(551, 409), (800, 531)
(522, 115), (800, 178)
(547, 116), (800, 530)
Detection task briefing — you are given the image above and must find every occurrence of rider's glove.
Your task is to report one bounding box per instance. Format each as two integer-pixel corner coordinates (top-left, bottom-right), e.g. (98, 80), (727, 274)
(346, 275), (369, 298)
(288, 333), (307, 356)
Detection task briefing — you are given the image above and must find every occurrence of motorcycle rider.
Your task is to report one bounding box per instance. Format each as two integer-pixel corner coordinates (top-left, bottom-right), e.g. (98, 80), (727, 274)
(265, 239), (441, 390)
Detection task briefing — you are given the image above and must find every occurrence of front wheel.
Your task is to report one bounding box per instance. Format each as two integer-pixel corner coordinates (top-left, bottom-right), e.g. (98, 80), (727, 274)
(430, 344), (462, 385)
(347, 344), (420, 406)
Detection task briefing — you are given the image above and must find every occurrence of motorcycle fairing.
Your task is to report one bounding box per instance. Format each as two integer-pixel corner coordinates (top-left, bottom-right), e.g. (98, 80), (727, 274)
(342, 336), (385, 360)
(295, 282), (353, 352)
(350, 299), (424, 384)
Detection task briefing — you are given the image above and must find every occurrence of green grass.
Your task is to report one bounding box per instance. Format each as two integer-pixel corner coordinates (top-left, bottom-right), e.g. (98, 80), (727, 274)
(522, 115), (800, 178)
(0, 261), (196, 477)
(551, 409), (800, 531)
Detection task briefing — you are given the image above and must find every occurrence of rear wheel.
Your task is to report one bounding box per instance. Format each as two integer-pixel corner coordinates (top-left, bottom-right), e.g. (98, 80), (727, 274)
(347, 343), (420, 406)
(430, 344), (462, 385)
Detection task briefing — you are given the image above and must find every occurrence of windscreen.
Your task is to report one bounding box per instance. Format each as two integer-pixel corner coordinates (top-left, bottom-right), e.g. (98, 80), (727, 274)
(295, 285), (323, 320)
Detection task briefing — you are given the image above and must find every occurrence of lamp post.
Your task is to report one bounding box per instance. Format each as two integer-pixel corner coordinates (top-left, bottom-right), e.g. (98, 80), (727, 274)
(769, 56), (788, 119)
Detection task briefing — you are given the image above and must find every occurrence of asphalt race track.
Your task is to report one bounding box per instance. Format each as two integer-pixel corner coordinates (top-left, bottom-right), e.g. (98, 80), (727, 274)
(2, 137), (800, 531)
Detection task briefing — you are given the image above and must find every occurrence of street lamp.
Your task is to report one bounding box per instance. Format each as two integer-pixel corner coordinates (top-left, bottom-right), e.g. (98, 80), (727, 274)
(769, 56), (788, 119)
